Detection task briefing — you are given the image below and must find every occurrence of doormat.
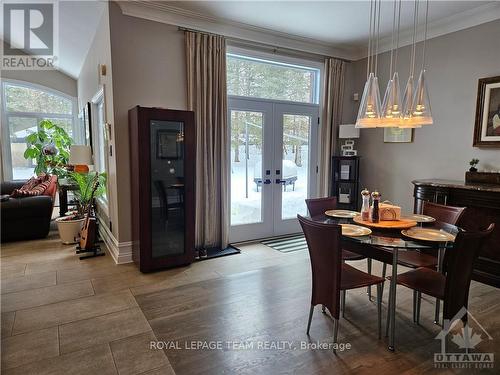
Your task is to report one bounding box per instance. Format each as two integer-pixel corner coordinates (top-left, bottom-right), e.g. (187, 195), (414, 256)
(261, 235), (307, 253)
(196, 246), (240, 261)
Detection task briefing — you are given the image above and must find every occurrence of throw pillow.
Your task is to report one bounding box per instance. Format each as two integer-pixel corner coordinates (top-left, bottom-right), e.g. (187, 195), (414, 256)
(10, 174), (52, 198)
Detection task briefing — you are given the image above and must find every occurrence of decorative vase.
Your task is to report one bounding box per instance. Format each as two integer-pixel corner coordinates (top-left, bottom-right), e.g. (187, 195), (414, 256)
(56, 217), (85, 244)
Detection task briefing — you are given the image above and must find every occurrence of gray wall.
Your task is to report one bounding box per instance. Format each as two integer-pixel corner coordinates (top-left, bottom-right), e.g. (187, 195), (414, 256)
(344, 20), (500, 211)
(77, 3), (118, 237)
(109, 1), (187, 242)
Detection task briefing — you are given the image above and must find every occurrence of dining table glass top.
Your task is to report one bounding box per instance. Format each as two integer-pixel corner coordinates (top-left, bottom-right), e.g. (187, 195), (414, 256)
(310, 214), (459, 249)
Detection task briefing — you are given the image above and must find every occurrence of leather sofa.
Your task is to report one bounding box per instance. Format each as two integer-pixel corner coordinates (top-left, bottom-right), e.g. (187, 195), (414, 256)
(1, 176), (58, 242)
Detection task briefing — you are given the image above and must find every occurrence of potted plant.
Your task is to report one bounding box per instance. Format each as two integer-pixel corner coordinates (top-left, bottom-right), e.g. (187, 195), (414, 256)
(56, 171), (107, 244)
(469, 158), (480, 172)
(23, 119), (73, 181)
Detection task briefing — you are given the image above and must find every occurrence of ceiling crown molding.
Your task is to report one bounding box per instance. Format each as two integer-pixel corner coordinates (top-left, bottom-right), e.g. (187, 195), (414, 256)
(372, 2), (500, 58)
(117, 1), (361, 60)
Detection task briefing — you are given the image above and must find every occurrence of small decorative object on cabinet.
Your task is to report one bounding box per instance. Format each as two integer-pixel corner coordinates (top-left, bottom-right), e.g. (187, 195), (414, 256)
(331, 156), (360, 211)
(469, 158), (479, 172)
(129, 106), (196, 272)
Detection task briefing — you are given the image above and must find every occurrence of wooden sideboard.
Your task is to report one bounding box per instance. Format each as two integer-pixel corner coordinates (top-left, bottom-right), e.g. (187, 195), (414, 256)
(413, 179), (500, 288)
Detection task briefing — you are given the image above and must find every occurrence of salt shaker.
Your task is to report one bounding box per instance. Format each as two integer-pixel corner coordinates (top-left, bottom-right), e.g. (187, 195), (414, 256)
(361, 188), (370, 221)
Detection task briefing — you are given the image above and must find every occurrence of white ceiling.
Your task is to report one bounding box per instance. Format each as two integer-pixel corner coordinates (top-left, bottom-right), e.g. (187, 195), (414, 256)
(163, 0), (498, 52)
(0, 1), (105, 79)
(58, 1), (105, 78)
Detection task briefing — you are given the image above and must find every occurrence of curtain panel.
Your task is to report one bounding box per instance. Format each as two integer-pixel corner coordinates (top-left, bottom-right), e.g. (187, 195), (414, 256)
(185, 31), (229, 250)
(319, 58), (346, 197)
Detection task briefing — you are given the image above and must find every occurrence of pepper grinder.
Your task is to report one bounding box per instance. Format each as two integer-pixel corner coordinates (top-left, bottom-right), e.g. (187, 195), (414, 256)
(371, 190), (381, 223)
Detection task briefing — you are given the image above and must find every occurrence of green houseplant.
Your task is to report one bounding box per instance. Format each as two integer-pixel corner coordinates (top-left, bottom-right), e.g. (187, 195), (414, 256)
(56, 171), (107, 244)
(469, 158), (480, 172)
(23, 119), (73, 179)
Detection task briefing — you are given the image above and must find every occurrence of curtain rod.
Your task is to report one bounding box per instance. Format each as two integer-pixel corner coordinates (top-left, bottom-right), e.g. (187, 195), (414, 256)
(178, 26), (352, 63)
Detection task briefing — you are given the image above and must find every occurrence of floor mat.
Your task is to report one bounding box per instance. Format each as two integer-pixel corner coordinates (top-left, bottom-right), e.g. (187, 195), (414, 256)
(260, 235), (307, 253)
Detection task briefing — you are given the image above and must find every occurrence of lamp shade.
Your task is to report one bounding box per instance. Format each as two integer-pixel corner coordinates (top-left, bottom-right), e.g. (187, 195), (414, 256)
(338, 124), (360, 139)
(69, 145), (93, 165)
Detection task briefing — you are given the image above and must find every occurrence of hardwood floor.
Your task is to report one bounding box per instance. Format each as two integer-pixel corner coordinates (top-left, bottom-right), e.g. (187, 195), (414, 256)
(1, 232), (499, 374)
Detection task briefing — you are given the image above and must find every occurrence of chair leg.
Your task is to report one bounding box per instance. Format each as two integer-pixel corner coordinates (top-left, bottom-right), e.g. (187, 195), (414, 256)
(333, 318), (339, 354)
(413, 290), (417, 323)
(380, 263), (387, 301)
(306, 305), (314, 335)
(377, 283), (382, 339)
(434, 298), (441, 325)
(416, 292), (421, 325)
(367, 258), (372, 300)
(322, 305), (326, 314)
(341, 290), (346, 318)
(385, 282), (392, 338)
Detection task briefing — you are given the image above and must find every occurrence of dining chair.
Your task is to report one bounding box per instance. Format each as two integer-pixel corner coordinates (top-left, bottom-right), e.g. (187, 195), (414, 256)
(384, 202), (466, 272)
(306, 197), (378, 301)
(388, 223), (494, 328)
(298, 215), (385, 353)
(305, 197), (366, 263)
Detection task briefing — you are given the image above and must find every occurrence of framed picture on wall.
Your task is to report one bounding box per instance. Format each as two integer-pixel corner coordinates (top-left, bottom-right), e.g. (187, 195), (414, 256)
(474, 76), (500, 147)
(156, 129), (181, 159)
(384, 127), (413, 143)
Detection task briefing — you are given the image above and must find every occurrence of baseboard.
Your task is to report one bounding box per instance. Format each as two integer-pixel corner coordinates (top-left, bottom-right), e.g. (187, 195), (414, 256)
(97, 216), (133, 264)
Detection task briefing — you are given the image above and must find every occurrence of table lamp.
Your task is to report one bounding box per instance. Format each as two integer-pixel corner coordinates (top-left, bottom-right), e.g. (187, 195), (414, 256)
(69, 145), (93, 173)
(338, 124), (360, 156)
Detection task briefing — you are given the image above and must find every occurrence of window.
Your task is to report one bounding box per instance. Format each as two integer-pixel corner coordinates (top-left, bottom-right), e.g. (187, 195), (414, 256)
(227, 53), (320, 104)
(91, 87), (108, 205)
(1, 80), (79, 180)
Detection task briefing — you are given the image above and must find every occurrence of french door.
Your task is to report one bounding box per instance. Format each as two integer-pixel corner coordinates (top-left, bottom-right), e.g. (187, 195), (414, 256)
(228, 97), (319, 242)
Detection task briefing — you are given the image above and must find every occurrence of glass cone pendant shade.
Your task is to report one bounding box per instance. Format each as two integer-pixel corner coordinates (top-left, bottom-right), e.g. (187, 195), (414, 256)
(356, 73), (382, 128)
(400, 75), (421, 128)
(380, 72), (403, 127)
(411, 69), (433, 125)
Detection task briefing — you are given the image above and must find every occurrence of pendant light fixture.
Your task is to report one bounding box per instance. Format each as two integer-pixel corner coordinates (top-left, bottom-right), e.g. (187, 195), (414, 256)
(400, 0), (422, 128)
(411, 0), (433, 125)
(380, 0), (403, 127)
(356, 0), (382, 128)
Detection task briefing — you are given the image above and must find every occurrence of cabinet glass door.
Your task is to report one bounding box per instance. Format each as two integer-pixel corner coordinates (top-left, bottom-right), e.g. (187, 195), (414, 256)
(150, 120), (185, 258)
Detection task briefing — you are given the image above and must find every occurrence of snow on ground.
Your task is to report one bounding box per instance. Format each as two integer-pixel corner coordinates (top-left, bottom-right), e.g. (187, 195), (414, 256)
(230, 144), (309, 225)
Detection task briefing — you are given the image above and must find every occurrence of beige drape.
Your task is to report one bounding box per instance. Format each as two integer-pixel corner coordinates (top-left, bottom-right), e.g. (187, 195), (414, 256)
(319, 58), (346, 197)
(186, 31), (229, 249)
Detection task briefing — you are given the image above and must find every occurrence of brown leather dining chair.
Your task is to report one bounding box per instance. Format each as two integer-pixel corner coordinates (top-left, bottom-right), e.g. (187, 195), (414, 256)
(298, 215), (385, 353)
(393, 201), (466, 270)
(305, 197), (366, 263)
(306, 197), (375, 301)
(389, 223), (494, 328)
(381, 201), (467, 322)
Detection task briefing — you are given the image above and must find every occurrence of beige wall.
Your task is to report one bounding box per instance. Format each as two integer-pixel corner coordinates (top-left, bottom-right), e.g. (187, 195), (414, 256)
(1, 69), (77, 97)
(109, 1), (187, 242)
(77, 3), (118, 236)
(344, 20), (500, 211)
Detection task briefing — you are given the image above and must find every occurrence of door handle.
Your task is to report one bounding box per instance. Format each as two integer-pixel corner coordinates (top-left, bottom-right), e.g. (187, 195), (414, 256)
(263, 179), (272, 184)
(275, 179), (286, 184)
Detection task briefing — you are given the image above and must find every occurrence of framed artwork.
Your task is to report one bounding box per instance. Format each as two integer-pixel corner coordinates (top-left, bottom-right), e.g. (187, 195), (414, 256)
(156, 129), (181, 159)
(474, 76), (500, 147)
(384, 127), (413, 143)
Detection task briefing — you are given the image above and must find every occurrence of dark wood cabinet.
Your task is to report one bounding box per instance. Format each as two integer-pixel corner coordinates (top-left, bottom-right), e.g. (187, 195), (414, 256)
(129, 106), (196, 272)
(413, 179), (500, 288)
(331, 156), (360, 211)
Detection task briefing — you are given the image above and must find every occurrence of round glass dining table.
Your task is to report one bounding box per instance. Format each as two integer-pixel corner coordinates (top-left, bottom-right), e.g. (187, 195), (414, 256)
(309, 214), (460, 351)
